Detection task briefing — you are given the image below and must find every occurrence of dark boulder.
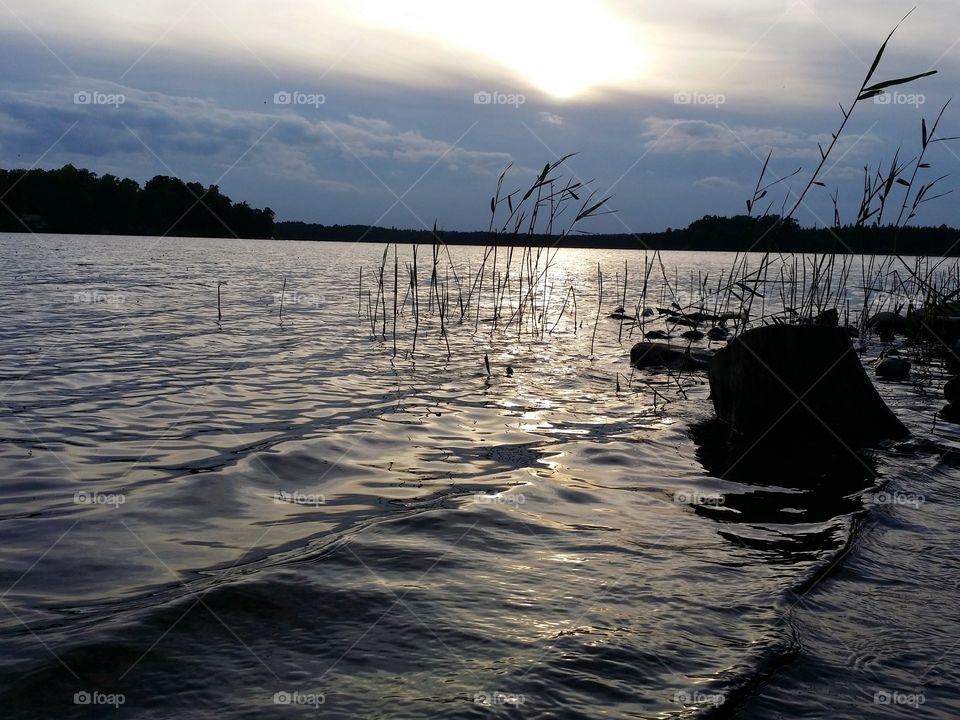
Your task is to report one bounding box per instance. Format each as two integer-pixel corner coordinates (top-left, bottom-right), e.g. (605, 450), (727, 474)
(708, 324), (908, 448)
(681, 329), (705, 341)
(814, 308), (839, 326)
(630, 342), (711, 372)
(945, 376), (960, 406)
(911, 308), (960, 344)
(876, 356), (911, 380)
(941, 404), (960, 423)
(946, 340), (960, 372)
(867, 311), (907, 341)
(942, 376), (960, 424)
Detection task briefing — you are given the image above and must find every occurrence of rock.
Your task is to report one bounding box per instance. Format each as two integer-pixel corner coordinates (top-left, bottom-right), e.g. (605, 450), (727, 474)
(642, 307), (655, 318)
(708, 325), (908, 448)
(814, 308), (839, 326)
(707, 326), (729, 341)
(681, 330), (705, 341)
(876, 356), (911, 380)
(940, 403), (960, 424)
(946, 340), (960, 372)
(608, 306), (631, 320)
(911, 307), (960, 341)
(945, 376), (960, 405)
(867, 311), (907, 341)
(630, 342), (710, 372)
(845, 325), (860, 338)
(644, 330), (671, 340)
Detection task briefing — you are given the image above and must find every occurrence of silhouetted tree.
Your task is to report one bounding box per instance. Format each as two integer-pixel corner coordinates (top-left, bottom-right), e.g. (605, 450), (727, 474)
(0, 165), (274, 238)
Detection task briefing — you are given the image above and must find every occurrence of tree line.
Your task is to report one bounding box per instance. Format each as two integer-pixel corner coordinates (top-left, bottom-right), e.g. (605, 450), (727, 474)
(277, 215), (960, 256)
(0, 165), (274, 238)
(2, 165), (958, 254)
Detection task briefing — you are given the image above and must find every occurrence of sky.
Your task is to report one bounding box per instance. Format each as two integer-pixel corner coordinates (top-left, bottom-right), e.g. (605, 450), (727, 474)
(1, 0), (959, 233)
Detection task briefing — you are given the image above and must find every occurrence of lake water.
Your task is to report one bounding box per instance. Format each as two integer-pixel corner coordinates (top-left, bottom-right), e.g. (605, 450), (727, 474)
(0, 233), (958, 718)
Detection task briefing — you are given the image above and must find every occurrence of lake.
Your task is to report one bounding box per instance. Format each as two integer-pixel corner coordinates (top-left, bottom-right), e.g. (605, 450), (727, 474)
(0, 233), (958, 718)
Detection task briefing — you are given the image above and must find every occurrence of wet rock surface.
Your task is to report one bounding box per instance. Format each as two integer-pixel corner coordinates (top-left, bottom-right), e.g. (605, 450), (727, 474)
(630, 342), (711, 371)
(708, 325), (908, 448)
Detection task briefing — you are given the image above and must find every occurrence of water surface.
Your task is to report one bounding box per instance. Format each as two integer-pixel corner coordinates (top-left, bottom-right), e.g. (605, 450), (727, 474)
(0, 234), (957, 718)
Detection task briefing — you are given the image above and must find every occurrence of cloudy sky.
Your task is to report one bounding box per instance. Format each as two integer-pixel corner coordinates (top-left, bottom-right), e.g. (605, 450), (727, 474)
(1, 1), (958, 233)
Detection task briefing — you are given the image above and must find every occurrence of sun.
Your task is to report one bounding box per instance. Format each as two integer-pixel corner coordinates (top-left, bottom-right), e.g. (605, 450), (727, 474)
(356, 1), (648, 99)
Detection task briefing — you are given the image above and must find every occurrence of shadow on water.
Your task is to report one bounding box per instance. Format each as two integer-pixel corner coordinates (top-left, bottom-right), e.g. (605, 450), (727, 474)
(687, 418), (876, 559)
(680, 418), (885, 718)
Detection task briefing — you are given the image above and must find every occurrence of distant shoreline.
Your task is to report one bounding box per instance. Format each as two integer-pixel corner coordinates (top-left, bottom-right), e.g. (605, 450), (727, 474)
(7, 226), (960, 257)
(3, 165), (960, 255)
(272, 220), (960, 256)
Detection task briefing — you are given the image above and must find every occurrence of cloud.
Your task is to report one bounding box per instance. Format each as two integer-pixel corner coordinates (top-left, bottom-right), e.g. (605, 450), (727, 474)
(693, 176), (742, 191)
(640, 117), (883, 161)
(317, 115), (511, 172)
(0, 79), (513, 187)
(538, 112), (563, 126)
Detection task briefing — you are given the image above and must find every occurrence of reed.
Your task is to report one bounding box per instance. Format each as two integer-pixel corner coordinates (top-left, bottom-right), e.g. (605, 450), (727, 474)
(591, 263), (602, 356)
(345, 13), (958, 399)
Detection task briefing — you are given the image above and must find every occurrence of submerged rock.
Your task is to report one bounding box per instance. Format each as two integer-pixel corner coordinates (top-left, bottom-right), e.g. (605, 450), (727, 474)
(707, 326), (729, 341)
(708, 325), (908, 448)
(630, 342), (710, 372)
(681, 329), (705, 341)
(876, 356), (911, 380)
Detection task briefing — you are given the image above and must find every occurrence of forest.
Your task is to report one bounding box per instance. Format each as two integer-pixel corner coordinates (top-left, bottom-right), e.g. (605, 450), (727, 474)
(3, 164), (959, 255)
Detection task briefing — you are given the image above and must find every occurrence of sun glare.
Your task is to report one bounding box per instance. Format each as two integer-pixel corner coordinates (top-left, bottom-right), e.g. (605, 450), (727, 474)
(356, 0), (648, 99)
